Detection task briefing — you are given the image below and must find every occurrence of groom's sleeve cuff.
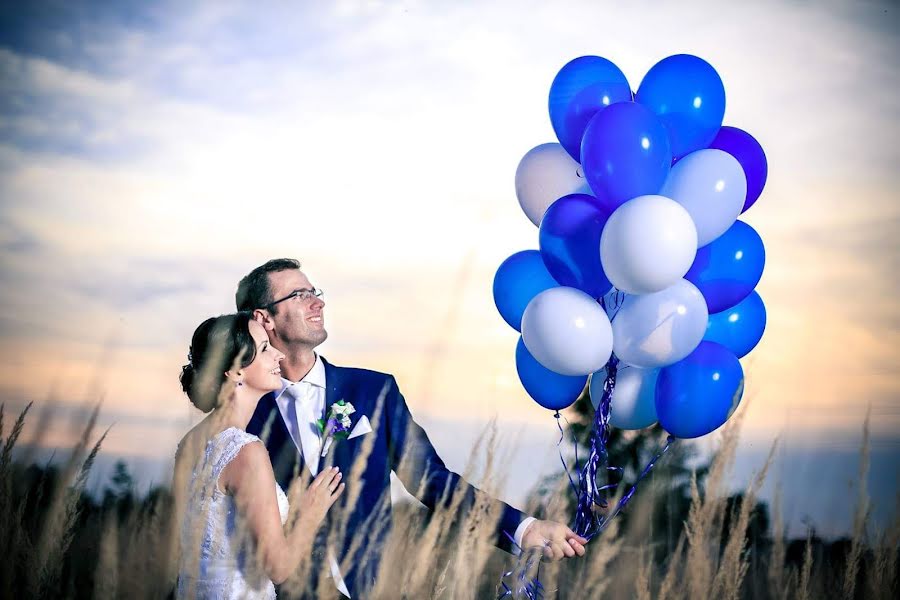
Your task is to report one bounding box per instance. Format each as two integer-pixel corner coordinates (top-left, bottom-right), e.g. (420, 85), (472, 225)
(511, 516), (537, 556)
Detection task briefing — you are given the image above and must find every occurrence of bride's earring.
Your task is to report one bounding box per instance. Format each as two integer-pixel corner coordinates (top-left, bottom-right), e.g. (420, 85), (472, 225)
(236, 380), (244, 387)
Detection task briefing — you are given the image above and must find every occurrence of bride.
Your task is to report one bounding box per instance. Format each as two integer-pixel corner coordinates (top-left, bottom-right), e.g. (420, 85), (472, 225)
(173, 312), (344, 598)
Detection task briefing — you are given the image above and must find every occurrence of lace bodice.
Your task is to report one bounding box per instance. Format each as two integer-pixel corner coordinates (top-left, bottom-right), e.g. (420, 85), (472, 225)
(176, 427), (289, 599)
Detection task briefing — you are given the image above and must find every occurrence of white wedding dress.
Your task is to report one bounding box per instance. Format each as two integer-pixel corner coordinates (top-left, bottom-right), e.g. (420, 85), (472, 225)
(176, 427), (290, 599)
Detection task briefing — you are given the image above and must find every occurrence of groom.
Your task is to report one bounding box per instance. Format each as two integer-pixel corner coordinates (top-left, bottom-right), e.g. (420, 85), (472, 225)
(239, 259), (587, 597)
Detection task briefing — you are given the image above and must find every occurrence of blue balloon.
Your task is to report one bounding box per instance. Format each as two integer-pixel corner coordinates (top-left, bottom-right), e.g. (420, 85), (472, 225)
(655, 341), (744, 439)
(684, 220), (765, 313)
(581, 101), (672, 214)
(549, 56), (632, 161)
(704, 291), (766, 358)
(539, 193), (614, 298)
(516, 337), (587, 410)
(493, 250), (559, 331)
(709, 126), (768, 213)
(636, 54), (726, 159)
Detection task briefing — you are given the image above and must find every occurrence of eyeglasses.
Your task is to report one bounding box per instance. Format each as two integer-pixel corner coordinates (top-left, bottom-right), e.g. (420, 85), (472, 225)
(263, 288), (325, 310)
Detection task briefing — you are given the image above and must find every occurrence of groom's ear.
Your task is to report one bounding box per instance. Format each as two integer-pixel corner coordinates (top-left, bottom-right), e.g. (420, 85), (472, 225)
(253, 309), (274, 330)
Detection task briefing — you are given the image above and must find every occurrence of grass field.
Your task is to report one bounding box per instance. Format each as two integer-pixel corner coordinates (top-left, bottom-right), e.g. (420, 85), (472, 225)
(1, 400), (896, 599)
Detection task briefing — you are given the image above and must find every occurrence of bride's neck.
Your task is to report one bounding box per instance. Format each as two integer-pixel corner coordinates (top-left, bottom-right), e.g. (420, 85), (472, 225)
(215, 387), (261, 430)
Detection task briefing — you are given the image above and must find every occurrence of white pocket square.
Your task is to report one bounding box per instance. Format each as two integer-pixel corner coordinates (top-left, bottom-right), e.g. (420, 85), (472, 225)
(348, 415), (373, 439)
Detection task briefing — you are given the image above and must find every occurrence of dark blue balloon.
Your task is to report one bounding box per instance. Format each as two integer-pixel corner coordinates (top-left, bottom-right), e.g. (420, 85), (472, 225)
(580, 101), (672, 214)
(493, 250), (558, 331)
(549, 56), (632, 161)
(709, 126), (768, 213)
(685, 220), (765, 313)
(539, 193), (613, 298)
(516, 337), (587, 410)
(704, 291), (766, 358)
(656, 341), (744, 439)
(636, 54), (726, 159)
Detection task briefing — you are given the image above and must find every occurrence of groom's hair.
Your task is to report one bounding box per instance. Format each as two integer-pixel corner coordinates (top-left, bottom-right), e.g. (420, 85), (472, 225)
(236, 258), (302, 312)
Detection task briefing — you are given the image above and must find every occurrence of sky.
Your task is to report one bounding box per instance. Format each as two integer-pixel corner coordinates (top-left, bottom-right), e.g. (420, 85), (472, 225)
(0, 0), (898, 538)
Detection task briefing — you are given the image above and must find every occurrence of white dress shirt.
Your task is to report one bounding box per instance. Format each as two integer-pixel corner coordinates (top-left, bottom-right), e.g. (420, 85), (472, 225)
(274, 354), (352, 597)
(274, 354), (535, 597)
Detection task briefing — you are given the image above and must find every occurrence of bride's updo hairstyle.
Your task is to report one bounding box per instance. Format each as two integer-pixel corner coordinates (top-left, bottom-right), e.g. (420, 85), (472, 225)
(180, 312), (258, 413)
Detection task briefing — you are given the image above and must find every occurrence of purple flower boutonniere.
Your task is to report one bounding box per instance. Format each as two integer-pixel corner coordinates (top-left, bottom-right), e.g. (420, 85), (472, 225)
(318, 400), (355, 457)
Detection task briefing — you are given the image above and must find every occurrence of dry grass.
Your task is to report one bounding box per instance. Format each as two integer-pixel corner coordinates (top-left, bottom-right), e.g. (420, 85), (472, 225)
(683, 407), (745, 598)
(843, 409), (870, 600)
(797, 531), (813, 600)
(867, 496), (900, 600)
(0, 402), (33, 595)
(768, 486), (787, 600)
(33, 403), (108, 597)
(1, 399), (896, 599)
(634, 548), (652, 600)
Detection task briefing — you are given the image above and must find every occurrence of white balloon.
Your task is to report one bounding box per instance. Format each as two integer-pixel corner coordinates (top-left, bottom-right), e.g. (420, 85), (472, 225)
(661, 149), (747, 247)
(599, 195), (698, 294)
(590, 364), (659, 430)
(515, 143), (590, 227)
(522, 287), (613, 376)
(611, 279), (708, 368)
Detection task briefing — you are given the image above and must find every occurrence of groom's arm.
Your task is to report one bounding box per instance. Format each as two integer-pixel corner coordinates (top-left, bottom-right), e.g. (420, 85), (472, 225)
(381, 375), (533, 554)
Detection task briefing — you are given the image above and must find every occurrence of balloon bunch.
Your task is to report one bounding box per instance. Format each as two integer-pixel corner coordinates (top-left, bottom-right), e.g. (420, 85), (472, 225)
(494, 54), (768, 539)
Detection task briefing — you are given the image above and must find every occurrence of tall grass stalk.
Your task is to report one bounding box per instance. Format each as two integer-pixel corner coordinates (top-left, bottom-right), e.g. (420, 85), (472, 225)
(634, 548), (652, 600)
(867, 495), (900, 600)
(33, 401), (108, 596)
(683, 405), (744, 597)
(768, 486), (787, 600)
(0, 402), (34, 597)
(843, 408), (871, 600)
(712, 439), (777, 599)
(656, 533), (686, 600)
(93, 511), (118, 600)
(797, 531), (813, 600)
(579, 496), (622, 599)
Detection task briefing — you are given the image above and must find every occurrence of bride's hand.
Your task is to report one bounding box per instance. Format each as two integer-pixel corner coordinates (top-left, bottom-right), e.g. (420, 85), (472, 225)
(289, 466), (345, 529)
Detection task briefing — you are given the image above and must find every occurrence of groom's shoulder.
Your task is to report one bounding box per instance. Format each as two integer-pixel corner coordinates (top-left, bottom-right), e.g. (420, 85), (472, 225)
(324, 357), (396, 387)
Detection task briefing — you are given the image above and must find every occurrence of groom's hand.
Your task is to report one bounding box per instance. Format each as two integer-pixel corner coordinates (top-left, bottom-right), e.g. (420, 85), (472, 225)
(521, 519), (588, 561)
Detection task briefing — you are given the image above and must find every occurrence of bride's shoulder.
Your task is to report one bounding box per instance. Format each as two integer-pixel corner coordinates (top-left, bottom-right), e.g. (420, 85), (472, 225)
(223, 435), (267, 468)
(218, 436), (271, 492)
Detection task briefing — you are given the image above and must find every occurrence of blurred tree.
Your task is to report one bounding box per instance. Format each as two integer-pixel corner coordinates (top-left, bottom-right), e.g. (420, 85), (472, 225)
(104, 459), (136, 518)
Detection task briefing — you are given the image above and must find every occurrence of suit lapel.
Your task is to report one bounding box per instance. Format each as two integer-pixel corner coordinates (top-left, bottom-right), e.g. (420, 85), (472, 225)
(321, 357), (355, 472)
(322, 357), (343, 421)
(251, 392), (305, 489)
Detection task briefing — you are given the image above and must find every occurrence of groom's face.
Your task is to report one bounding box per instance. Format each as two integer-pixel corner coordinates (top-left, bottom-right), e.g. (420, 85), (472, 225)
(264, 269), (328, 350)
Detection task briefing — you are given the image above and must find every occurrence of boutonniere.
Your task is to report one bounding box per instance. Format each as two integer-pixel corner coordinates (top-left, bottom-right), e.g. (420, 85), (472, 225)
(318, 400), (356, 457)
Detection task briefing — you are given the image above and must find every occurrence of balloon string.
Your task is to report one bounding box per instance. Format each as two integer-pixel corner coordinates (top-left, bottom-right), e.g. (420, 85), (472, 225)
(571, 352), (677, 541)
(594, 434), (677, 536)
(554, 411), (579, 498)
(497, 545), (545, 599)
(599, 288), (626, 319)
(571, 294), (618, 538)
(572, 355), (618, 539)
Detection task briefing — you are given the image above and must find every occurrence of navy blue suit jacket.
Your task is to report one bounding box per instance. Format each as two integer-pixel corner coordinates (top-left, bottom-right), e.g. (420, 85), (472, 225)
(246, 357), (526, 596)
